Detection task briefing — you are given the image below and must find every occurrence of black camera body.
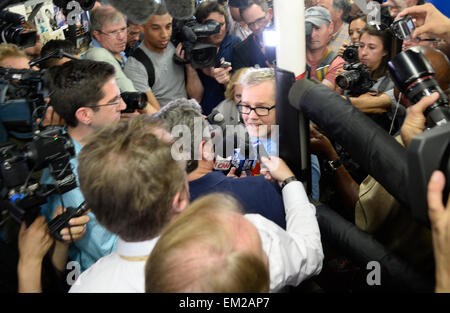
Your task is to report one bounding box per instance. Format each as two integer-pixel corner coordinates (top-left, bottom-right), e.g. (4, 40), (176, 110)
(0, 10), (36, 48)
(172, 18), (221, 69)
(335, 62), (376, 97)
(0, 126), (77, 225)
(120, 92), (148, 113)
(342, 44), (359, 64)
(390, 15), (415, 40)
(48, 201), (89, 241)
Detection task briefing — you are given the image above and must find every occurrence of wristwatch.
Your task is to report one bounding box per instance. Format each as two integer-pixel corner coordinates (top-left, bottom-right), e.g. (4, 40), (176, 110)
(281, 176), (298, 189)
(328, 158), (343, 171)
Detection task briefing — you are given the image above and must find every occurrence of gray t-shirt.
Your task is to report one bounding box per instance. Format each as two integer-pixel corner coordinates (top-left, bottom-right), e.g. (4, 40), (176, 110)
(124, 42), (187, 107)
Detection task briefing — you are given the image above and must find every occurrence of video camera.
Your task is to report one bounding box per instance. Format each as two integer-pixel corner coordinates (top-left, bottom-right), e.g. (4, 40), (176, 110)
(0, 126), (77, 226)
(172, 17), (221, 69)
(388, 48), (450, 226)
(335, 62), (376, 97)
(0, 10), (36, 48)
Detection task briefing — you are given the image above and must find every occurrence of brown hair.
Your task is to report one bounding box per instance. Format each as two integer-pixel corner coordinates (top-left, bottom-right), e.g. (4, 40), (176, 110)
(145, 193), (270, 293)
(77, 115), (187, 241)
(0, 43), (28, 63)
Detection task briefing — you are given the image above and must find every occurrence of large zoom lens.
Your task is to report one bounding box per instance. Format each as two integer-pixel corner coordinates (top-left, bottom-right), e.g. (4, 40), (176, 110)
(388, 48), (450, 127)
(121, 92), (148, 113)
(336, 70), (361, 90)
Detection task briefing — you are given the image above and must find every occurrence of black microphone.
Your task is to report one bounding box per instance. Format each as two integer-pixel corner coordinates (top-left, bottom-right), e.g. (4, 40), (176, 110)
(288, 79), (410, 209)
(108, 0), (196, 24)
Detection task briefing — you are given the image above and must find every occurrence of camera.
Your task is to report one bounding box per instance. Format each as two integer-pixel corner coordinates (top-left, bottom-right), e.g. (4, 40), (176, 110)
(0, 126), (77, 225)
(120, 92), (148, 113)
(0, 10), (36, 48)
(335, 62), (376, 97)
(172, 18), (221, 69)
(391, 15), (415, 41)
(388, 48), (450, 128)
(342, 44), (359, 64)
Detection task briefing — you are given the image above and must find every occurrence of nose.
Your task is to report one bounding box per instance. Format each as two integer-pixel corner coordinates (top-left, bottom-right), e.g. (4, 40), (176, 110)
(118, 98), (127, 111)
(248, 108), (259, 120)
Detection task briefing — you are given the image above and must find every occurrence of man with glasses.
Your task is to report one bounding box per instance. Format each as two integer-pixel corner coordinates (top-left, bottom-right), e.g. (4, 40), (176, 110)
(40, 59), (126, 273)
(124, 21), (142, 58)
(239, 67), (322, 201)
(193, 1), (242, 115)
(86, 5), (159, 113)
(232, 0), (276, 71)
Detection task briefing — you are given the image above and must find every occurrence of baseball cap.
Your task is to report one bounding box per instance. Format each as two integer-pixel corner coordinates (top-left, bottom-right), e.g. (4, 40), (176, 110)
(305, 6), (332, 35)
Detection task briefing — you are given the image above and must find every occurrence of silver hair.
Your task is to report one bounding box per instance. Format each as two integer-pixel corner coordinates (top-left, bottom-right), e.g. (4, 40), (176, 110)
(154, 98), (211, 173)
(90, 5), (127, 35)
(239, 67), (275, 89)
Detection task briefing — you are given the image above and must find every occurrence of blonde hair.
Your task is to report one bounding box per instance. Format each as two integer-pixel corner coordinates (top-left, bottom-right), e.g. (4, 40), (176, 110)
(145, 193), (270, 293)
(224, 67), (250, 101)
(0, 43), (27, 63)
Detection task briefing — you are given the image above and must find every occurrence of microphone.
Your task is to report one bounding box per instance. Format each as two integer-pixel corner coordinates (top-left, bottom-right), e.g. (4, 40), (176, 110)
(288, 79), (410, 209)
(108, 0), (196, 24)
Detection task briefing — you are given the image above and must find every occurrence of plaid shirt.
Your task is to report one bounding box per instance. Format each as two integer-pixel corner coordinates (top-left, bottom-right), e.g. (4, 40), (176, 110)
(328, 23), (350, 56)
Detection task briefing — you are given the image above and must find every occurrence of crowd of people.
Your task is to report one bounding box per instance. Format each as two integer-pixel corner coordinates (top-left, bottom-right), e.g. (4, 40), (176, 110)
(0, 0), (449, 294)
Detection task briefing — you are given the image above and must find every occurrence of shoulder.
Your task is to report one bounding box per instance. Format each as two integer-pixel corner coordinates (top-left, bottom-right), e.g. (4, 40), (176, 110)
(233, 36), (252, 51)
(85, 47), (112, 59)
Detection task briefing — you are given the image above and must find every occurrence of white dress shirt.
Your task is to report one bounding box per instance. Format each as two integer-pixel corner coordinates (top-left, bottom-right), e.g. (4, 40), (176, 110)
(69, 237), (159, 293)
(246, 181), (324, 292)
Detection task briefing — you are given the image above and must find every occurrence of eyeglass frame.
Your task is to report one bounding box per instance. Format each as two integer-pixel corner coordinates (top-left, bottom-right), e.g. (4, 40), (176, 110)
(246, 14), (268, 30)
(84, 95), (123, 109)
(97, 26), (128, 38)
(237, 103), (276, 116)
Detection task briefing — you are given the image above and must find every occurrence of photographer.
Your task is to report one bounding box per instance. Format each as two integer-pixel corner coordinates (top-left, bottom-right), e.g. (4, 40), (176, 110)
(341, 24), (398, 132)
(194, 1), (242, 115)
(1, 204), (89, 292)
(337, 13), (367, 57)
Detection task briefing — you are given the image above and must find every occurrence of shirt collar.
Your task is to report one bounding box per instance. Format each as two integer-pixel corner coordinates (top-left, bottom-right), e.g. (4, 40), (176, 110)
(116, 237), (159, 258)
(91, 38), (128, 64)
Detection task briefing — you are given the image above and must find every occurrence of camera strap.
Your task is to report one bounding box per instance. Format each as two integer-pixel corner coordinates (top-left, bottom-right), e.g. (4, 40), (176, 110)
(131, 48), (155, 88)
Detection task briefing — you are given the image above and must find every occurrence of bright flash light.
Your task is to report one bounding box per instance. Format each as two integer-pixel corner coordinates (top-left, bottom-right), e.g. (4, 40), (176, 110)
(263, 30), (279, 48)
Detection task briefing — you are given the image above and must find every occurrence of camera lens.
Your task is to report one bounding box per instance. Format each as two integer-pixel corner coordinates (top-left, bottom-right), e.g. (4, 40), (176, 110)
(336, 70), (361, 90)
(120, 92), (148, 113)
(389, 49), (450, 127)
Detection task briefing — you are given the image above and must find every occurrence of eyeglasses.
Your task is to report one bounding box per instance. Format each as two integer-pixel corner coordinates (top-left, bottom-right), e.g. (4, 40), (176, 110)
(237, 103), (276, 116)
(85, 96), (122, 109)
(98, 26), (128, 38)
(247, 15), (267, 29)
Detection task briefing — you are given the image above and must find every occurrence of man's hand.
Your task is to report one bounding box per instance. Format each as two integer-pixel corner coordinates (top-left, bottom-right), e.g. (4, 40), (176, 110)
(400, 92), (439, 147)
(53, 206), (90, 243)
(397, 3), (450, 41)
(310, 125), (339, 161)
(260, 156), (295, 186)
(18, 216), (54, 263)
(38, 106), (66, 127)
(202, 66), (232, 85)
(227, 167), (248, 178)
(427, 170), (450, 292)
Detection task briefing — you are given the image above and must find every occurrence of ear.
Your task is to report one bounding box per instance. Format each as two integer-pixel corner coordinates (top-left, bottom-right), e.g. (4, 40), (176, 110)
(171, 183), (190, 215)
(268, 8), (273, 20)
(75, 107), (94, 126)
(92, 30), (101, 42)
(328, 21), (334, 34)
(200, 139), (214, 161)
